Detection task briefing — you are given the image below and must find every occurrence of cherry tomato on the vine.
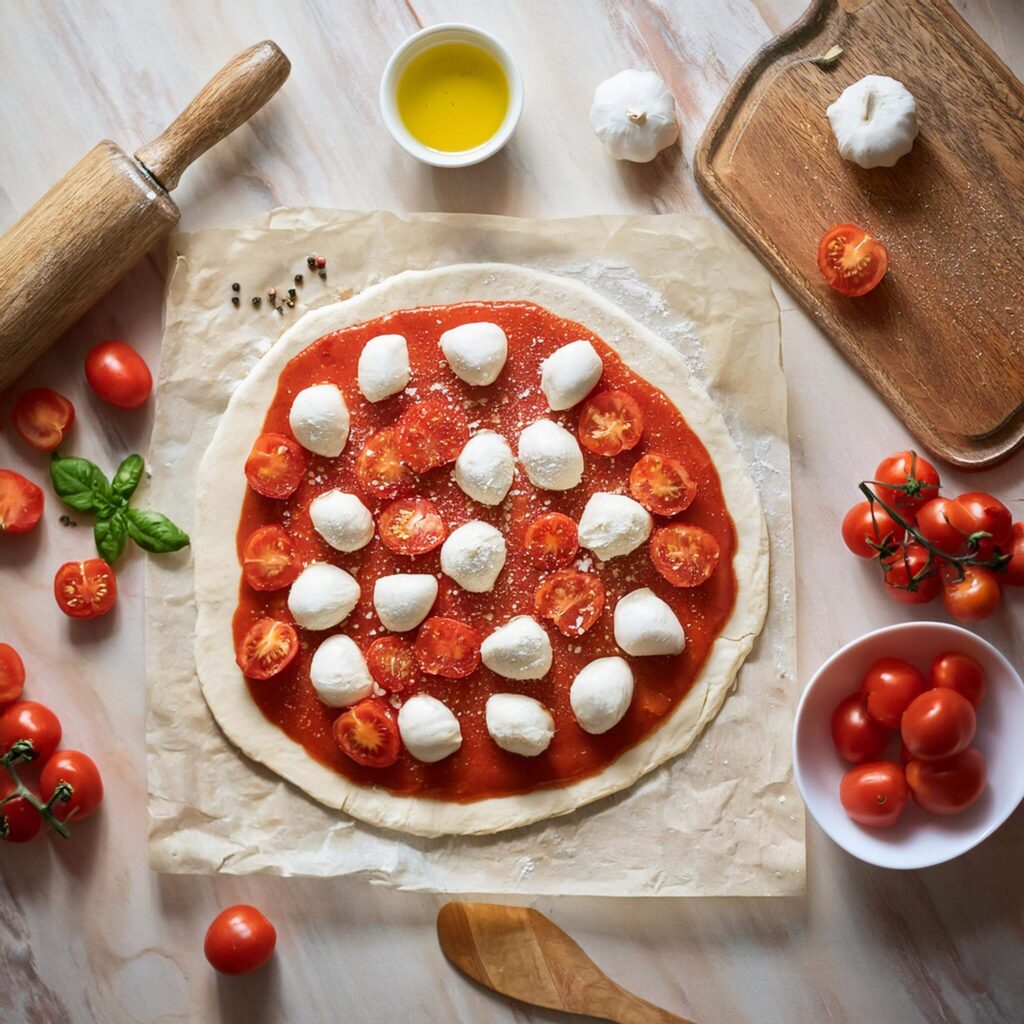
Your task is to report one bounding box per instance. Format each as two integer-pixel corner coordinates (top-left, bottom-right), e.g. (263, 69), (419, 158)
(84, 341), (153, 409)
(860, 657), (927, 729)
(0, 701), (62, 762)
(873, 451), (940, 513)
(830, 693), (891, 763)
(204, 905), (277, 975)
(0, 469), (44, 535)
(0, 643), (26, 706)
(1002, 522), (1024, 587)
(941, 565), (1000, 623)
(841, 501), (904, 558)
(818, 224), (889, 298)
(901, 689), (976, 762)
(881, 543), (940, 605)
(915, 498), (968, 556)
(40, 750), (104, 822)
(0, 776), (42, 843)
(12, 387), (75, 452)
(952, 491), (1012, 559)
(54, 559), (117, 619)
(839, 761), (908, 828)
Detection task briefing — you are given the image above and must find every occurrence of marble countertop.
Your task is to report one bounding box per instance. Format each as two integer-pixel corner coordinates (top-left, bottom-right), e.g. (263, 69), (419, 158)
(1, 2), (1022, 1022)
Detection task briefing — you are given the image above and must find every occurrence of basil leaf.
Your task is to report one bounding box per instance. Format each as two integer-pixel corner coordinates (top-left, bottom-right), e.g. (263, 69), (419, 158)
(94, 512), (128, 564)
(112, 454), (145, 502)
(125, 508), (190, 553)
(50, 456), (113, 513)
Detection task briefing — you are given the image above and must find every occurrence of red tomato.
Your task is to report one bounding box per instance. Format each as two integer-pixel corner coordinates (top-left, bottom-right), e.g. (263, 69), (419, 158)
(872, 451), (940, 513)
(40, 750), (103, 822)
(952, 491), (1012, 558)
(840, 501), (904, 558)
(830, 693), (891, 763)
(881, 543), (940, 604)
(354, 427), (414, 500)
(333, 699), (401, 767)
(649, 524), (721, 588)
(1003, 522), (1024, 586)
(628, 452), (696, 516)
(930, 651), (986, 708)
(397, 397), (470, 473)
(244, 433), (306, 499)
(0, 776), (42, 843)
(236, 619), (299, 680)
(941, 565), (1000, 622)
(906, 747), (987, 815)
(54, 559), (117, 619)
(0, 469), (44, 535)
(366, 636), (419, 693)
(84, 341), (153, 409)
(534, 570), (605, 637)
(524, 512), (579, 571)
(378, 498), (446, 556)
(0, 701), (62, 762)
(915, 498), (969, 555)
(12, 387), (75, 452)
(0, 643), (26, 706)
(414, 617), (482, 678)
(578, 391), (644, 456)
(241, 525), (300, 591)
(204, 905), (277, 975)
(839, 761), (908, 828)
(901, 688), (976, 762)
(860, 657), (927, 729)
(817, 223), (889, 297)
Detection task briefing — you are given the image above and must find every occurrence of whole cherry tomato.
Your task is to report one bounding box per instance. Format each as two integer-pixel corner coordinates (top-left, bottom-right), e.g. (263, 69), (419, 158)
(1003, 522), (1024, 586)
(915, 498), (968, 556)
(953, 491), (1012, 557)
(0, 643), (26, 707)
(0, 469), (44, 536)
(841, 501), (904, 559)
(54, 559), (117, 619)
(40, 750), (104, 822)
(872, 451), (940, 513)
(830, 693), (890, 763)
(941, 565), (1000, 623)
(204, 905), (277, 975)
(906, 747), (987, 815)
(0, 701), (62, 762)
(901, 689), (976, 761)
(817, 224), (889, 297)
(84, 341), (153, 409)
(0, 775), (42, 843)
(881, 543), (940, 605)
(839, 761), (908, 828)
(860, 657), (927, 729)
(930, 651), (986, 708)
(12, 387), (75, 451)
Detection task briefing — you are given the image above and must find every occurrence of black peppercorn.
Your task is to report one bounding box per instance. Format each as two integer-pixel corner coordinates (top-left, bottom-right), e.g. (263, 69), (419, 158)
(231, 282), (240, 292)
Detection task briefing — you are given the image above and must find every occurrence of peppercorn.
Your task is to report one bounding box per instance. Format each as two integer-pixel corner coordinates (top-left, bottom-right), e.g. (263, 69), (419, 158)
(306, 256), (316, 268)
(318, 269), (326, 279)
(276, 305), (284, 315)
(231, 296), (240, 307)
(294, 273), (303, 284)
(315, 256), (326, 269)
(252, 296), (261, 307)
(288, 287), (296, 299)
(231, 282), (240, 292)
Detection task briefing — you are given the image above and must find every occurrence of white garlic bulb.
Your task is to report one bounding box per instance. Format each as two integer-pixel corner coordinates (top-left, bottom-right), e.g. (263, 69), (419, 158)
(826, 75), (918, 169)
(590, 69), (679, 163)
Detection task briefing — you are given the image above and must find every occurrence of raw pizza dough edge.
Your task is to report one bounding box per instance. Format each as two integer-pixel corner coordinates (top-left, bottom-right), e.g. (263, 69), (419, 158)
(193, 263), (770, 837)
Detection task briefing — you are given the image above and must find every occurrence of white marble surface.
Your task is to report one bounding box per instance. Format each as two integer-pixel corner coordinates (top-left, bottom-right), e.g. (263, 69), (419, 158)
(1, 2), (1023, 1022)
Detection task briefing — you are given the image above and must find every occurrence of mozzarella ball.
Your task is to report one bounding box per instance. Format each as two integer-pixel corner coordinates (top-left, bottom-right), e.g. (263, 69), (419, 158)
(287, 562), (360, 630)
(455, 430), (515, 506)
(486, 694), (555, 756)
(540, 339), (603, 410)
(372, 574), (438, 632)
(309, 635), (373, 707)
(613, 588), (685, 656)
(357, 333), (410, 403)
(481, 616), (553, 680)
(309, 490), (374, 552)
(440, 521), (507, 593)
(398, 694), (462, 763)
(288, 383), (349, 457)
(518, 420), (584, 491)
(578, 492), (652, 560)
(570, 656), (634, 734)
(439, 321), (508, 385)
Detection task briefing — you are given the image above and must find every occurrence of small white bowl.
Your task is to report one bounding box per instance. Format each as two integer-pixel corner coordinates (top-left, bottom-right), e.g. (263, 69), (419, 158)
(379, 23), (524, 168)
(794, 622), (1024, 869)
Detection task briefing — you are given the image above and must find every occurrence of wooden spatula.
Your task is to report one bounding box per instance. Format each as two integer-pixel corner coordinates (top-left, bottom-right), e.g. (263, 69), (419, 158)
(437, 901), (694, 1024)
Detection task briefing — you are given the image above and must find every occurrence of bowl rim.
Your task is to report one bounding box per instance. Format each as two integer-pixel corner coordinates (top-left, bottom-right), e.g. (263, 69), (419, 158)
(793, 620), (1024, 869)
(379, 22), (524, 168)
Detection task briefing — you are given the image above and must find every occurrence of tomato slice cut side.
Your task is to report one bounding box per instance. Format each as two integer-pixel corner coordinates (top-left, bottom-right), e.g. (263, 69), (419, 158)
(366, 636), (420, 693)
(414, 617), (482, 678)
(0, 470), (44, 535)
(379, 498), (447, 556)
(523, 512), (579, 571)
(242, 525), (300, 591)
(578, 390), (644, 456)
(817, 223), (889, 297)
(244, 433), (307, 500)
(649, 524), (720, 587)
(628, 453), (696, 516)
(333, 699), (401, 767)
(53, 559), (117, 619)
(354, 427), (415, 500)
(236, 619), (299, 680)
(397, 397), (471, 474)
(534, 570), (605, 637)
(12, 387), (75, 452)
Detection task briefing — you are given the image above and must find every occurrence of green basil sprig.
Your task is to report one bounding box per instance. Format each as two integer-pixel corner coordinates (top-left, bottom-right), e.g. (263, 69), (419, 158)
(50, 454), (189, 563)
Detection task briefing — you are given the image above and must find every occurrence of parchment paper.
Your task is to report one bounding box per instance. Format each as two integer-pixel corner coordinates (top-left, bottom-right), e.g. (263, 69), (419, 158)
(145, 209), (803, 895)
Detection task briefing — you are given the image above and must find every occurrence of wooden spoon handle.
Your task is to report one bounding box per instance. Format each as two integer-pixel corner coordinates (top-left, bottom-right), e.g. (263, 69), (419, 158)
(135, 40), (290, 191)
(597, 982), (695, 1024)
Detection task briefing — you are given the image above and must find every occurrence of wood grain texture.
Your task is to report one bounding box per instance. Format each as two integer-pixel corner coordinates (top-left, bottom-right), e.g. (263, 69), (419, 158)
(695, 0), (1024, 469)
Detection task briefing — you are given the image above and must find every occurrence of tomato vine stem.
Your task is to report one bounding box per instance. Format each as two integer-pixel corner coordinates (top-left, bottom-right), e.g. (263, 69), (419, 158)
(1, 745), (71, 840)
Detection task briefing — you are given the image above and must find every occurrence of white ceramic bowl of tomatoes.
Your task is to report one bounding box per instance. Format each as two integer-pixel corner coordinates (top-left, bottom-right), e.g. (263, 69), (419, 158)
(794, 622), (1024, 869)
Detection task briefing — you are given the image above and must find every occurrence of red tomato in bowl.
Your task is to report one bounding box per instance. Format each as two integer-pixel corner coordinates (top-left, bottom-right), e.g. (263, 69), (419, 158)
(839, 761), (908, 828)
(0, 776), (42, 843)
(414, 618), (481, 678)
(841, 501), (904, 558)
(40, 750), (104, 822)
(872, 451), (940, 513)
(578, 391), (644, 456)
(817, 223), (889, 297)
(205, 905), (277, 975)
(941, 565), (1000, 622)
(54, 559), (117, 619)
(0, 469), (44, 535)
(901, 688), (976, 761)
(244, 433), (306, 499)
(650, 524), (720, 588)
(906, 747), (987, 815)
(524, 512), (579, 571)
(12, 387), (75, 451)
(881, 543), (940, 604)
(860, 657), (927, 729)
(830, 693), (890, 763)
(378, 498), (446, 556)
(236, 619), (299, 680)
(84, 341), (153, 409)
(0, 643), (26, 707)
(930, 651), (986, 708)
(333, 699), (401, 767)
(534, 570), (605, 637)
(241, 525), (300, 591)
(628, 453), (696, 516)
(0, 701), (62, 762)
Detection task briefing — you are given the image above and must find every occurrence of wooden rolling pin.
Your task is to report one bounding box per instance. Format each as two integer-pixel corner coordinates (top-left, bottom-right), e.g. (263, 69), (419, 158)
(0, 40), (290, 391)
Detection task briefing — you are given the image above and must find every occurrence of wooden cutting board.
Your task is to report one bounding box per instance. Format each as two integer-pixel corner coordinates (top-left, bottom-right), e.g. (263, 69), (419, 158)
(694, 0), (1024, 469)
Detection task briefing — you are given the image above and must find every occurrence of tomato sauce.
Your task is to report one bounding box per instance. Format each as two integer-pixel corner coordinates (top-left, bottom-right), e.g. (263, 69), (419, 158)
(233, 302), (738, 801)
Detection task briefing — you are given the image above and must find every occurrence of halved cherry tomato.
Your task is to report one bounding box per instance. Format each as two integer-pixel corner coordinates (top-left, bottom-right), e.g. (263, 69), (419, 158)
(0, 701), (62, 762)
(54, 559), (117, 619)
(628, 452), (695, 516)
(930, 651), (986, 708)
(333, 699), (401, 767)
(906, 747), (987, 815)
(817, 223), (889, 297)
(379, 498), (446, 556)
(952, 491), (1012, 559)
(1003, 522), (1024, 586)
(236, 619), (299, 680)
(12, 387), (75, 451)
(839, 761), (908, 828)
(941, 564), (1001, 622)
(242, 525), (300, 591)
(901, 688), (975, 762)
(524, 512), (579, 571)
(40, 749), (103, 822)
(0, 644), (26, 706)
(841, 501), (904, 559)
(650, 524), (720, 588)
(915, 498), (969, 555)
(84, 340), (152, 409)
(205, 905), (277, 975)
(873, 451), (940, 513)
(244, 433), (306, 499)
(366, 636), (419, 693)
(881, 542), (940, 604)
(414, 617), (481, 678)
(397, 397), (470, 473)
(533, 570), (605, 637)
(355, 427), (415, 500)
(830, 692), (891, 763)
(0, 470), (44, 535)
(860, 657), (927, 729)
(578, 391), (644, 456)
(0, 776), (42, 843)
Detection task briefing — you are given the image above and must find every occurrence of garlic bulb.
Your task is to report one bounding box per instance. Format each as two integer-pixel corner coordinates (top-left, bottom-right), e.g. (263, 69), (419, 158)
(590, 69), (679, 163)
(827, 75), (919, 169)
